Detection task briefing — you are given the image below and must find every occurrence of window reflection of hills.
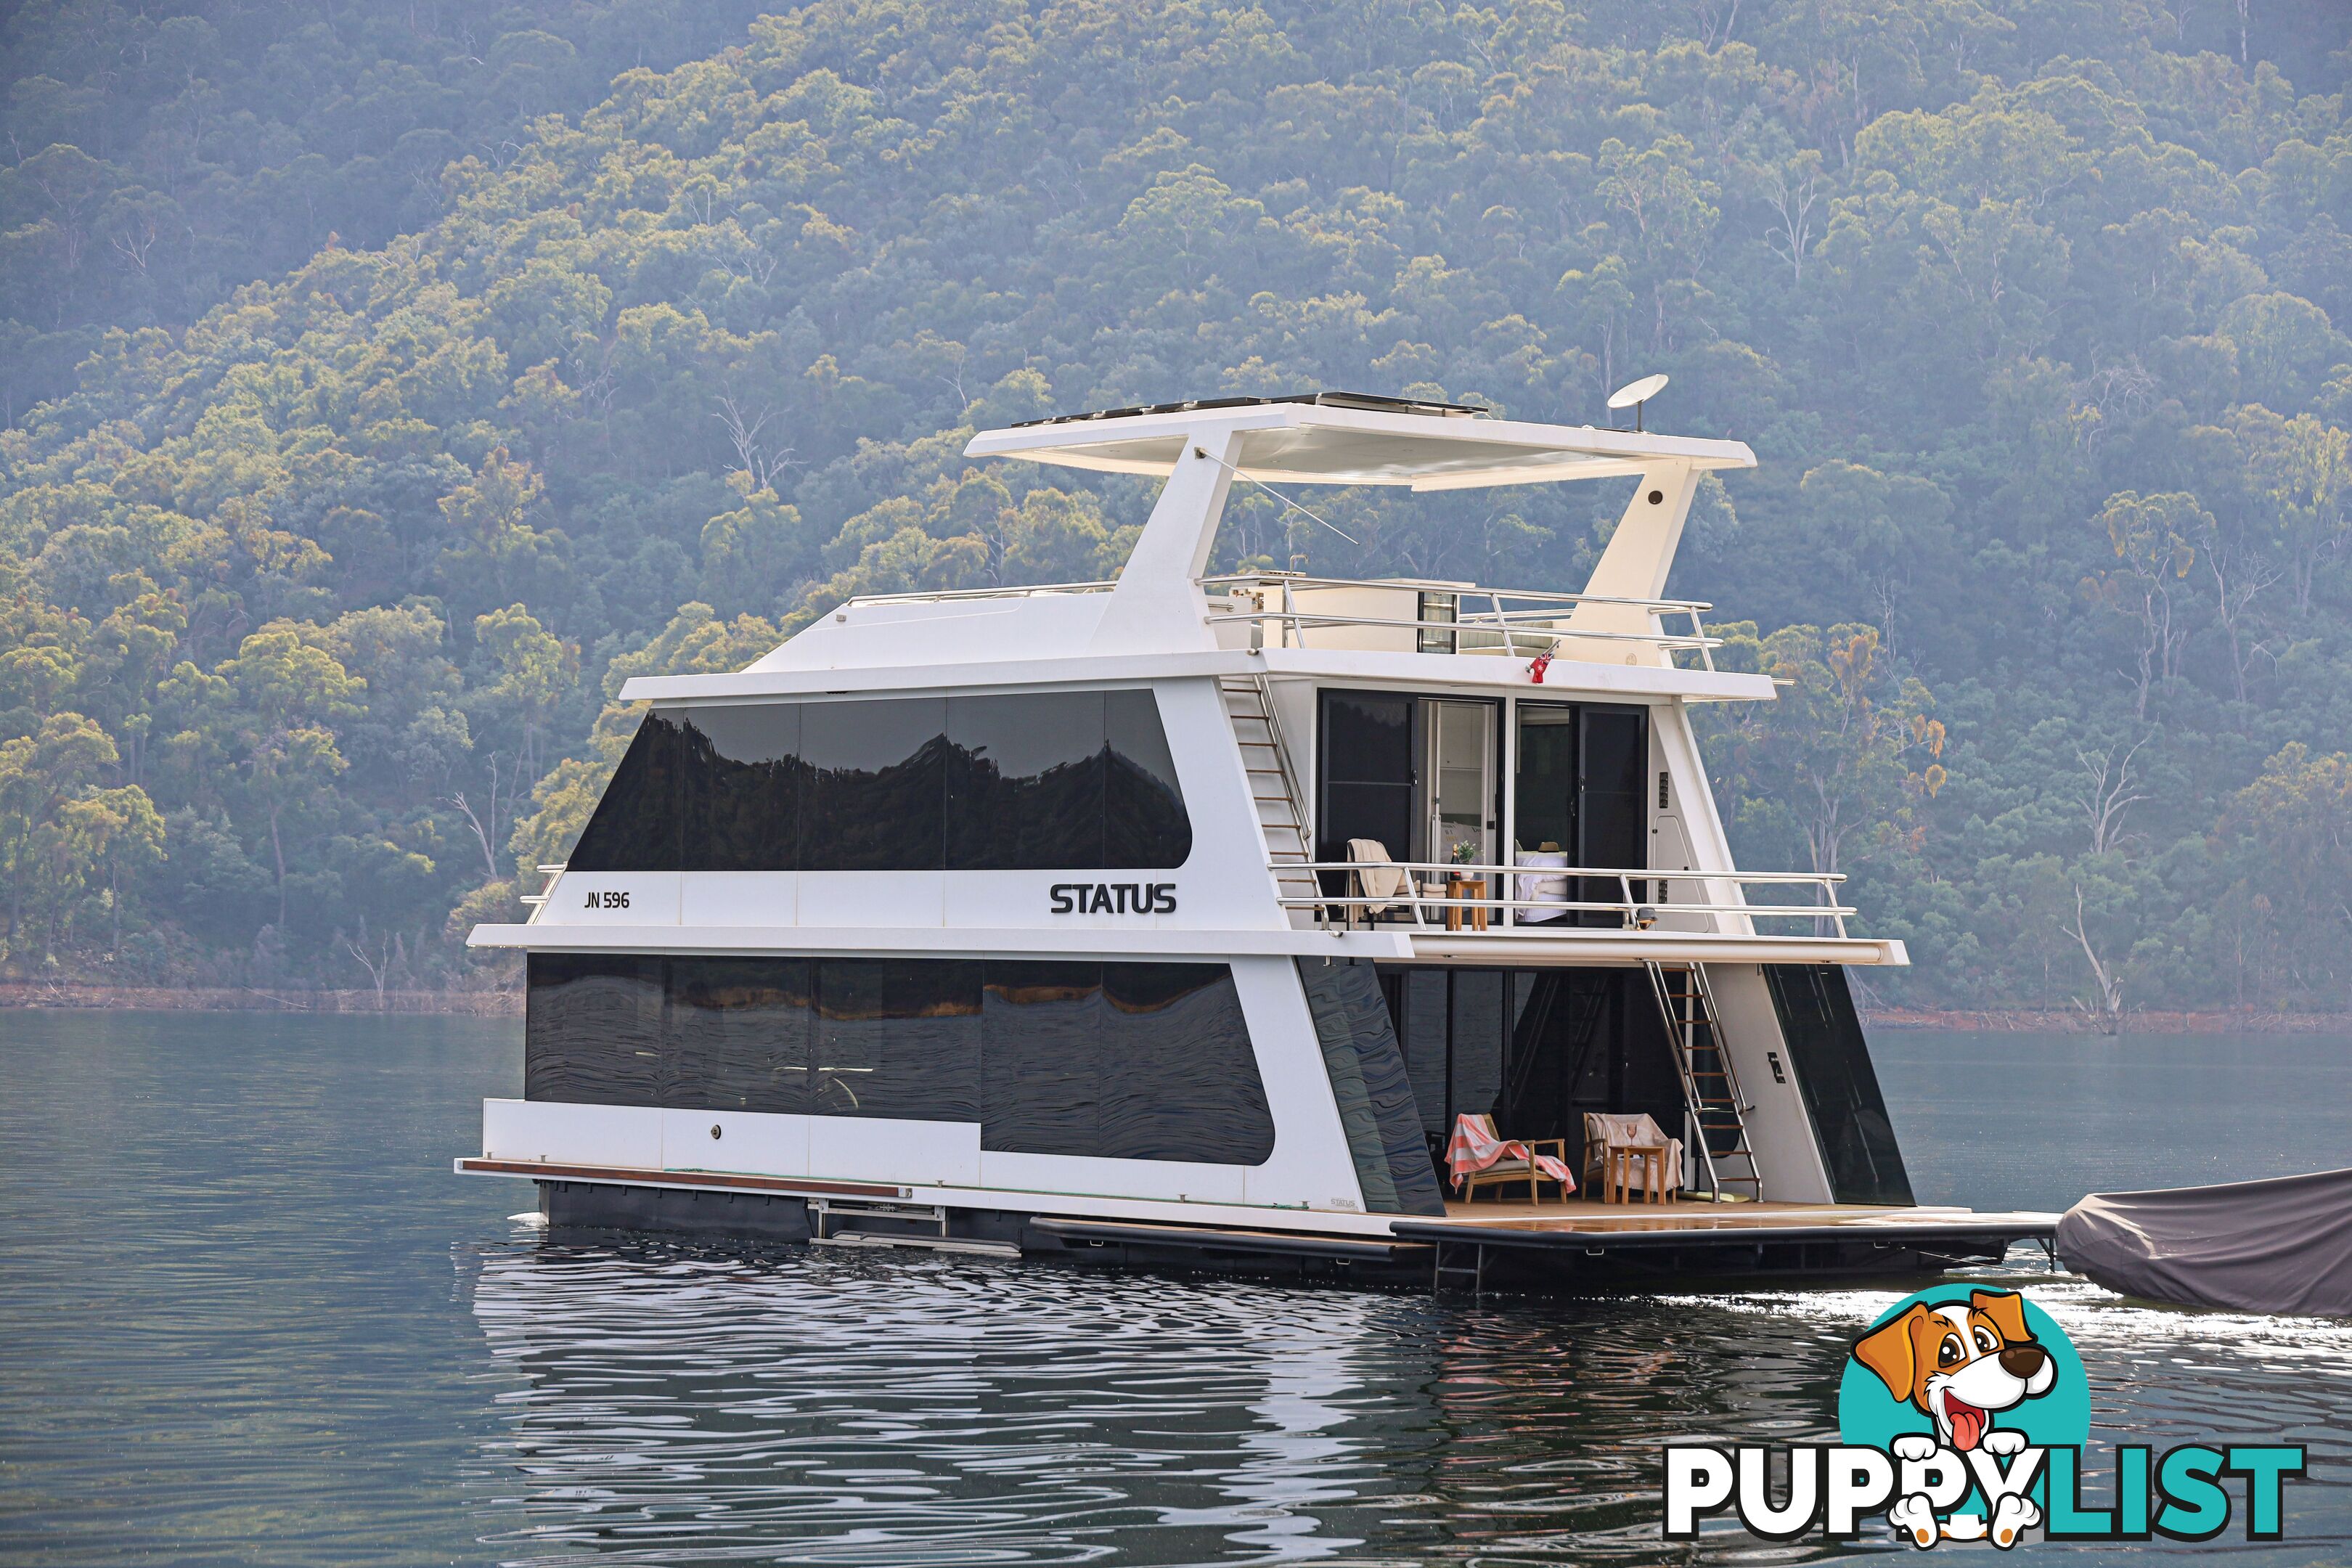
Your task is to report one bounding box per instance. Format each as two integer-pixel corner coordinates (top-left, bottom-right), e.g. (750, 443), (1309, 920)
(568, 690), (1190, 873)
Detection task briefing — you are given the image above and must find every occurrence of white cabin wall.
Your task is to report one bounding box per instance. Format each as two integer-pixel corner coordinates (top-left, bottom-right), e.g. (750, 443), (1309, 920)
(662, 1106), (810, 1178)
(747, 592), (1119, 672)
(1266, 673), (1319, 829)
(679, 873), (797, 927)
(541, 675), (1279, 935)
(1649, 698), (1752, 936)
(1647, 711), (1702, 932)
(537, 870), (682, 926)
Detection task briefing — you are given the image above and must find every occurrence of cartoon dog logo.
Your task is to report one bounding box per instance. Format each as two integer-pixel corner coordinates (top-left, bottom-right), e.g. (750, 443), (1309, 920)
(1853, 1289), (2058, 1548)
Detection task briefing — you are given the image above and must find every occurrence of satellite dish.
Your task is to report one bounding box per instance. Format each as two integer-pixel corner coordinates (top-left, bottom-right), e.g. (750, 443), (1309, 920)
(1606, 372), (1669, 430)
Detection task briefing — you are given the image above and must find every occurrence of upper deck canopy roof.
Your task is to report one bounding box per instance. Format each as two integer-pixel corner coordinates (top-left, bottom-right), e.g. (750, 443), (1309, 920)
(965, 391), (1755, 491)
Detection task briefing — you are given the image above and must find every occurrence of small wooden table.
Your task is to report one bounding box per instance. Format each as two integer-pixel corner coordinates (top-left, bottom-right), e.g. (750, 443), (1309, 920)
(1444, 875), (1489, 932)
(1604, 1143), (1675, 1206)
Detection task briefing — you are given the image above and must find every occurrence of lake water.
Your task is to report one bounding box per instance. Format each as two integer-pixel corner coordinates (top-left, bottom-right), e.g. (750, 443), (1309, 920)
(1, 1011), (2347, 1566)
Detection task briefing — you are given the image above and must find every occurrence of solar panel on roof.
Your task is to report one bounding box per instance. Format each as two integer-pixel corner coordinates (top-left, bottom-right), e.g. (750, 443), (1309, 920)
(1010, 390), (1486, 428)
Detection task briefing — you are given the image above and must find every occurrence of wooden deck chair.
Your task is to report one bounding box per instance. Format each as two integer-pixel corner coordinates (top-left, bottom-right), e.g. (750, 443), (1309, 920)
(1581, 1111), (1684, 1199)
(1447, 1113), (1574, 1204)
(1344, 838), (1430, 927)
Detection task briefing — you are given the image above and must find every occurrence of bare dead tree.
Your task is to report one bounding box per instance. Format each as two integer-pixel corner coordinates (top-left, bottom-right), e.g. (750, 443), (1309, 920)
(449, 792), (497, 878)
(110, 215), (160, 273)
(2073, 735), (2150, 857)
(343, 918), (393, 1009)
(2197, 515), (2285, 707)
(1762, 158), (1821, 285)
(446, 754), (510, 879)
(712, 396), (793, 489)
(1696, 0), (1743, 49)
(2063, 883), (2126, 1035)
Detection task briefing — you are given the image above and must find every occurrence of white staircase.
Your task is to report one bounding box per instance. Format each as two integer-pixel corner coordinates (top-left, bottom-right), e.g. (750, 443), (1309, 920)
(1218, 674), (1320, 926)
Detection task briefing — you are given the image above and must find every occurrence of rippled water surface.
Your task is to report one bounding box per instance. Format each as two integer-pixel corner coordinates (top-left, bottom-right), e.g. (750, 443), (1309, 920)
(2, 1013), (2348, 1565)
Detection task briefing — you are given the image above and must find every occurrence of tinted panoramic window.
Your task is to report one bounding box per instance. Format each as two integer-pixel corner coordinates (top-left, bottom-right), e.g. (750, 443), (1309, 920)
(949, 693), (1106, 869)
(679, 704), (802, 871)
(1098, 963), (1268, 1161)
(802, 697), (947, 871)
(566, 690), (1189, 873)
(1105, 689), (1191, 866)
(980, 960), (1103, 1154)
(666, 957), (812, 1112)
(525, 952), (666, 1103)
(526, 953), (1272, 1164)
(567, 716), (682, 872)
(815, 957), (981, 1121)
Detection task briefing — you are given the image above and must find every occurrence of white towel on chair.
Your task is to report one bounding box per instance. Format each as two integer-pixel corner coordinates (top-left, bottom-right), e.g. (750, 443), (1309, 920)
(1347, 839), (1413, 912)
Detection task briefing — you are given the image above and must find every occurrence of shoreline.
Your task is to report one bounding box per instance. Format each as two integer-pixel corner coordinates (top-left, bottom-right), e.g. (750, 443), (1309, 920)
(3, 984), (2342, 1032)
(1864, 1007), (2348, 1034)
(0, 984), (521, 1015)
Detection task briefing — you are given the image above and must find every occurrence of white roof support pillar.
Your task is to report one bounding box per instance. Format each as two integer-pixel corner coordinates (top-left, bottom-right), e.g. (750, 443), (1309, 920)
(1557, 461), (1700, 666)
(1090, 426), (1241, 654)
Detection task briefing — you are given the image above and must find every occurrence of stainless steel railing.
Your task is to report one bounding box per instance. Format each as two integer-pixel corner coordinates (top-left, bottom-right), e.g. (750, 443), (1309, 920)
(1199, 573), (1718, 667)
(1281, 858), (1850, 937)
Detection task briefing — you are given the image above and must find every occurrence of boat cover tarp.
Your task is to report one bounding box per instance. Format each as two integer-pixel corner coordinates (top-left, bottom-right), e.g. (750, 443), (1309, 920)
(2057, 1167), (2352, 1317)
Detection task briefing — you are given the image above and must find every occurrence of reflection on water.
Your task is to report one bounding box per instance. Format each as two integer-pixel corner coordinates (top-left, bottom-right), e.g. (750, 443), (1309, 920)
(469, 1241), (1776, 1565)
(470, 1244), (2352, 1565)
(2, 1013), (2349, 1566)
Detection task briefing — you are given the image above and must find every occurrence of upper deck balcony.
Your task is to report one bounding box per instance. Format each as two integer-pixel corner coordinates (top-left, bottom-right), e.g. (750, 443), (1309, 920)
(1200, 573), (1719, 669)
(822, 571), (1719, 666)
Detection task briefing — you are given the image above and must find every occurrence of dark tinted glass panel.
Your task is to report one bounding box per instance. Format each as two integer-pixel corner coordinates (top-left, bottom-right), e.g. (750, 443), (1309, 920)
(801, 699), (947, 870)
(1579, 707), (1647, 867)
(579, 693), (1186, 873)
(1450, 968), (1505, 1124)
(666, 957), (811, 1112)
(814, 958), (980, 1120)
(526, 953), (665, 1103)
(567, 714), (681, 871)
(979, 960), (1101, 1154)
(1322, 691), (1413, 785)
(1098, 963), (1274, 1162)
(1513, 705), (1576, 854)
(1401, 968), (1448, 1138)
(1318, 690), (1417, 897)
(1104, 688), (1191, 867)
(1577, 707), (1647, 920)
(948, 694), (1106, 870)
(521, 953), (1271, 1166)
(679, 706), (801, 871)
(1765, 964), (1914, 1205)
(1320, 783), (1414, 860)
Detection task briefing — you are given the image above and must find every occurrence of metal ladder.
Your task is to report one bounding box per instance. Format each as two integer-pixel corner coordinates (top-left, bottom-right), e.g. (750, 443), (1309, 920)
(1644, 961), (1764, 1201)
(1218, 674), (1320, 924)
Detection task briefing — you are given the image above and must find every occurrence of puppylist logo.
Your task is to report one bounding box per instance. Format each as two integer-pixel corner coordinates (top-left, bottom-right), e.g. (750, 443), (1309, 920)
(1665, 1287), (2308, 1548)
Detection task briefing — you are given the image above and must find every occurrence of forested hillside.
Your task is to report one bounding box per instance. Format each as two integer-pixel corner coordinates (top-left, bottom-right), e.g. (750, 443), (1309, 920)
(4, 0), (2351, 1014)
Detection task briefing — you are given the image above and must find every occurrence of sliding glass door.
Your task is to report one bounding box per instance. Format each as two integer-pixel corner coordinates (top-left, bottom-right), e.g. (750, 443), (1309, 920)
(1510, 702), (1648, 926)
(1318, 693), (1501, 906)
(1426, 700), (1496, 869)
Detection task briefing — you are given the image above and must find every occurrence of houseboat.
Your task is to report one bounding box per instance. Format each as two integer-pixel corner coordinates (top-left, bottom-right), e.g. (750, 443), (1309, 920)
(460, 392), (2055, 1285)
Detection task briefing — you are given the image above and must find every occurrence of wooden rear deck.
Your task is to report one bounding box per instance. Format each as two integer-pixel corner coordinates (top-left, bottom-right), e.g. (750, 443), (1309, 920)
(1395, 1196), (2057, 1258)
